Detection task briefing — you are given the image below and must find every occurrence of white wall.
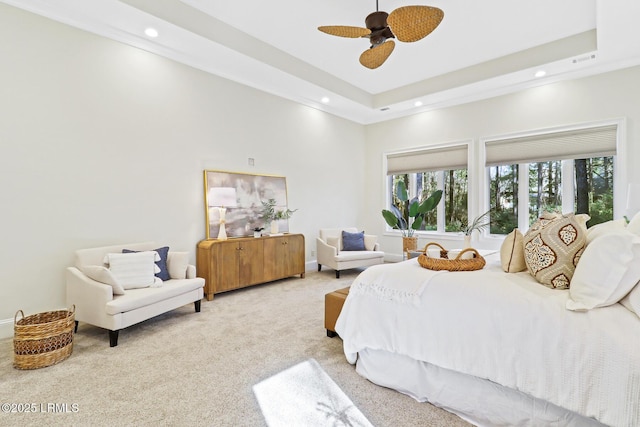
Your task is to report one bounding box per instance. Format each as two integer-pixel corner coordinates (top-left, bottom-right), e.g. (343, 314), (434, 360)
(3, 3), (639, 339)
(0, 4), (366, 338)
(363, 67), (640, 257)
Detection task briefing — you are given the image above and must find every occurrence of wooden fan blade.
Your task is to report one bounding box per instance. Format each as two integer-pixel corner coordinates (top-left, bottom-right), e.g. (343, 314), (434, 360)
(387, 6), (444, 42)
(359, 40), (395, 69)
(318, 26), (371, 38)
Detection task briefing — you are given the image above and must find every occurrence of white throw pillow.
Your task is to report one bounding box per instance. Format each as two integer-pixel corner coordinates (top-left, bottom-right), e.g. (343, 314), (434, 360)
(566, 230), (640, 311)
(364, 234), (377, 251)
(167, 251), (189, 280)
(106, 251), (161, 289)
(620, 284), (640, 318)
(627, 210), (640, 235)
(586, 218), (627, 245)
(81, 265), (125, 295)
(500, 229), (527, 273)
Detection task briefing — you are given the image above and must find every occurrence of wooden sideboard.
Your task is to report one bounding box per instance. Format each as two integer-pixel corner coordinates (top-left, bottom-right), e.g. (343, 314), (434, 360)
(197, 234), (305, 300)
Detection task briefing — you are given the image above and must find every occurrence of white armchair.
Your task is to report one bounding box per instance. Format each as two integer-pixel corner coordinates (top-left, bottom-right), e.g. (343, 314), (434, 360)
(316, 228), (384, 278)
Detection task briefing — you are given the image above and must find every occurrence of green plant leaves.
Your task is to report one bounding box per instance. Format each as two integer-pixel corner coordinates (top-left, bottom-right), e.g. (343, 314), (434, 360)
(381, 209), (399, 228)
(418, 189), (443, 213)
(395, 180), (409, 202)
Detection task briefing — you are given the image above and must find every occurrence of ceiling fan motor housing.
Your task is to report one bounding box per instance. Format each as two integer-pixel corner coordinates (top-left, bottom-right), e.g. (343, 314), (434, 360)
(365, 11), (388, 31)
(366, 11), (394, 46)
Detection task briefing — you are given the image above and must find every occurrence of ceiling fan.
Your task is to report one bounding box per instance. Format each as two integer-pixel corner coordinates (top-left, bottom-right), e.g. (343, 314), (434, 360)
(318, 1), (444, 69)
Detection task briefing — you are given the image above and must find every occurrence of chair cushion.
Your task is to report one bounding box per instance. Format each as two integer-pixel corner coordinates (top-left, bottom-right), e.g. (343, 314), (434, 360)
(335, 250), (384, 262)
(105, 278), (204, 315)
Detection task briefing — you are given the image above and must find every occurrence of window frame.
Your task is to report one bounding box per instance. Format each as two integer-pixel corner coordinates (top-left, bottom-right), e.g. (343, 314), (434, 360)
(383, 140), (475, 239)
(479, 118), (627, 239)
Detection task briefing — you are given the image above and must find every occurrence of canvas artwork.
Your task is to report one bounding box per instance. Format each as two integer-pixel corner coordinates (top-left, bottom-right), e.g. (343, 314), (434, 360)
(204, 170), (289, 239)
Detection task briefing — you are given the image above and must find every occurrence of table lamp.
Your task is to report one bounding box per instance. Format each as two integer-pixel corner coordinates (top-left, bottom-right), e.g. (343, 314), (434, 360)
(208, 187), (238, 240)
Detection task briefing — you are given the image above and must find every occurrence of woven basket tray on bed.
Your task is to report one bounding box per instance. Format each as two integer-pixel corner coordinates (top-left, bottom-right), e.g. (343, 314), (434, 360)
(417, 242), (486, 271)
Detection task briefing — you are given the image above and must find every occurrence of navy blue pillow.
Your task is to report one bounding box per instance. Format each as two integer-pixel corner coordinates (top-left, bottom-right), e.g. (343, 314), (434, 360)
(342, 231), (366, 251)
(123, 246), (170, 281)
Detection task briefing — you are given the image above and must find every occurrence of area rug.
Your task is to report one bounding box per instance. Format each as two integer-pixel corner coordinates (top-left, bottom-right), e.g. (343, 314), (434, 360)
(253, 358), (373, 427)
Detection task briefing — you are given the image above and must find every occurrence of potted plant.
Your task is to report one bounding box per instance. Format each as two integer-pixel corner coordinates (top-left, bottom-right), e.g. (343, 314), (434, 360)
(261, 198), (297, 234)
(381, 181), (443, 253)
(459, 210), (491, 247)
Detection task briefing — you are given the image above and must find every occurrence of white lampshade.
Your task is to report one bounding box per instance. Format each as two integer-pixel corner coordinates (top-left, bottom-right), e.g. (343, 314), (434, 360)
(208, 187), (238, 208)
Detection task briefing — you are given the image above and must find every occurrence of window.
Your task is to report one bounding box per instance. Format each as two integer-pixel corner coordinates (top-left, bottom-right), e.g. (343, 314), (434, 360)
(485, 123), (619, 234)
(386, 143), (469, 234)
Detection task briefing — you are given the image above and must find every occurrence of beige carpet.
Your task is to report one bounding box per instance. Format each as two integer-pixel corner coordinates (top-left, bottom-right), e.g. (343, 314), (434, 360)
(0, 269), (472, 427)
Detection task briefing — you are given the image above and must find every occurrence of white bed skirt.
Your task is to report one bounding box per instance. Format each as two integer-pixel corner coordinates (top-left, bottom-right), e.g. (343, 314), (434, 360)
(355, 348), (605, 427)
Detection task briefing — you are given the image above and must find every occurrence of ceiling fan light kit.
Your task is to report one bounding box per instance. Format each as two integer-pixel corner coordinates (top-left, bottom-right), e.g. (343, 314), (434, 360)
(318, 2), (444, 69)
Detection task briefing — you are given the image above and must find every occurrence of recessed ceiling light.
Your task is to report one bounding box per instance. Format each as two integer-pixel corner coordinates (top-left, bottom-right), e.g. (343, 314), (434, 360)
(414, 101), (423, 107)
(321, 97), (330, 104)
(144, 28), (159, 38)
(534, 70), (546, 78)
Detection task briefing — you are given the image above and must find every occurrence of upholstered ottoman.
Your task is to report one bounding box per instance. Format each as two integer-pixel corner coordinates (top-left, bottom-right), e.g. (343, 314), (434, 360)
(324, 286), (350, 337)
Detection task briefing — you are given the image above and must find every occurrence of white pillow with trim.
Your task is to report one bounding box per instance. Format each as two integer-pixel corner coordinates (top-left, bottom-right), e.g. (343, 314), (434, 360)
(106, 251), (161, 289)
(566, 230), (640, 311)
(167, 251), (189, 280)
(628, 210), (640, 235)
(81, 265), (125, 295)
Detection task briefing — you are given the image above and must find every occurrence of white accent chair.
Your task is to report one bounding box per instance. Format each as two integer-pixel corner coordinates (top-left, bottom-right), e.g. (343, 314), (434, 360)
(66, 242), (204, 347)
(317, 228), (385, 278)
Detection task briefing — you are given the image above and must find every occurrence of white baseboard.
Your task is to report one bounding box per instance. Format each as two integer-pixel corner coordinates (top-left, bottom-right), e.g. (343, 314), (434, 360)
(305, 260), (318, 271)
(0, 318), (13, 340)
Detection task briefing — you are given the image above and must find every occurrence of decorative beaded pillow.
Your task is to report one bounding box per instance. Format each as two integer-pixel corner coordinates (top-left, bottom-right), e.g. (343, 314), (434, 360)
(523, 213), (586, 289)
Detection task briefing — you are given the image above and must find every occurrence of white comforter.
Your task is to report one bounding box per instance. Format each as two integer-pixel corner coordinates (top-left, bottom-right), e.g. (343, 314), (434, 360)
(335, 254), (640, 427)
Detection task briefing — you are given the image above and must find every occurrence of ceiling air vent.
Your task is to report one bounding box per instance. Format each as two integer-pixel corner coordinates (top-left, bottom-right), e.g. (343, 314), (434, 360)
(572, 54), (596, 64)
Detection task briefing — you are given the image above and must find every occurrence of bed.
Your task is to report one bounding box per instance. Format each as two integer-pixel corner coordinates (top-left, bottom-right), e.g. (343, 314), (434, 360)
(334, 250), (640, 427)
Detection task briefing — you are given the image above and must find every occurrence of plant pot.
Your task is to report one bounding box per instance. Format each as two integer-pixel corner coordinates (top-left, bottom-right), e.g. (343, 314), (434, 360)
(402, 236), (418, 254)
(270, 221), (279, 234)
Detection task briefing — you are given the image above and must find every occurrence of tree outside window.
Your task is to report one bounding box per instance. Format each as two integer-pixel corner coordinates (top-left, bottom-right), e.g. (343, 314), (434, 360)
(389, 169), (468, 234)
(488, 156), (614, 234)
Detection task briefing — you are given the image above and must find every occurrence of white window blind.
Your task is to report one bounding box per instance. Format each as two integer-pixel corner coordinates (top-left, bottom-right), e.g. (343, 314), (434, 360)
(387, 144), (468, 175)
(485, 124), (617, 167)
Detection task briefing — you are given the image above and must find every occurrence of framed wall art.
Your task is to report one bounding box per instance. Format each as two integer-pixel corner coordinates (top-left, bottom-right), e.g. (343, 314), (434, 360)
(203, 170), (290, 239)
